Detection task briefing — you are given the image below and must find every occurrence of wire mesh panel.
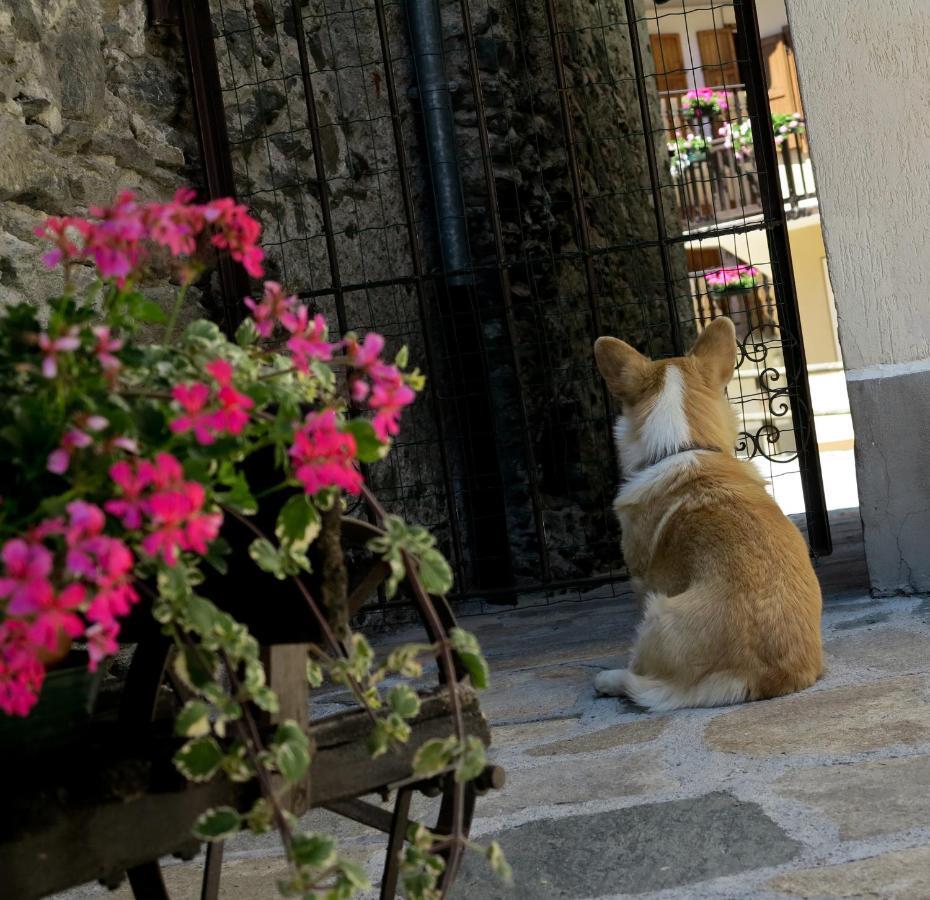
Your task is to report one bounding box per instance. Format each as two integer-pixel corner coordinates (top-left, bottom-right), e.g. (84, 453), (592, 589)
(174, 0), (830, 603)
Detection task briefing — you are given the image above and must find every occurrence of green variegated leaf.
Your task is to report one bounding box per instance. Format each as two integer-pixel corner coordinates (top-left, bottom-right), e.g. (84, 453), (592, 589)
(338, 859), (371, 890)
(192, 806), (241, 841)
(342, 418), (387, 463)
(456, 735), (487, 784)
(306, 657), (324, 687)
(417, 548), (453, 596)
(174, 699), (212, 738)
(248, 537), (286, 579)
(412, 736), (457, 778)
(290, 832), (336, 869)
(245, 797), (274, 834)
(272, 720), (311, 783)
(173, 737), (224, 782)
(487, 841), (513, 884)
(450, 628), (490, 689)
(276, 493), (321, 549)
(388, 684), (421, 719)
(235, 317), (258, 346)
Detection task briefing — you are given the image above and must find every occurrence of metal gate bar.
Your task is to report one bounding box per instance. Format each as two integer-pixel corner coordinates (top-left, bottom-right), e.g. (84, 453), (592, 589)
(733, 0), (830, 555)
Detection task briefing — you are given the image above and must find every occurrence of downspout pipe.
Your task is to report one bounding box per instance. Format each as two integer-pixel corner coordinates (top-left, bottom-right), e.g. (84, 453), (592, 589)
(406, 0), (474, 285)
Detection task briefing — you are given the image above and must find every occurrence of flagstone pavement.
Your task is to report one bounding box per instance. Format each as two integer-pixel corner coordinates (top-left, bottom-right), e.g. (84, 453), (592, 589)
(59, 513), (930, 899)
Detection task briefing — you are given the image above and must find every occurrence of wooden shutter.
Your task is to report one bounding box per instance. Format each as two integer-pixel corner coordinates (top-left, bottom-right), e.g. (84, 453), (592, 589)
(761, 28), (804, 115)
(649, 33), (688, 93)
(697, 29), (741, 89)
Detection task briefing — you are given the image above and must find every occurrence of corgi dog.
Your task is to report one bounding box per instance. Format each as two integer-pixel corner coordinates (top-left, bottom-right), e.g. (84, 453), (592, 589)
(593, 317), (822, 712)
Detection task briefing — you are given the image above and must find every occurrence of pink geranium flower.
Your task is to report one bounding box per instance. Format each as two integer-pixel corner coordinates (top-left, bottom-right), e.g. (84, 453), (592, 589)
(106, 459), (154, 529)
(244, 281), (296, 338)
(368, 362), (417, 441)
(289, 410), (363, 496)
(85, 621), (120, 673)
(91, 326), (124, 379)
(0, 620), (45, 716)
(170, 359), (253, 444)
(37, 327), (80, 378)
(26, 583), (86, 653)
(282, 306), (334, 373)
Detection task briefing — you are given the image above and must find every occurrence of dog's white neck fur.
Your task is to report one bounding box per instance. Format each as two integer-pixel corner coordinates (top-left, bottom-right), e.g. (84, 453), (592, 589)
(614, 364), (690, 469)
(613, 364), (701, 505)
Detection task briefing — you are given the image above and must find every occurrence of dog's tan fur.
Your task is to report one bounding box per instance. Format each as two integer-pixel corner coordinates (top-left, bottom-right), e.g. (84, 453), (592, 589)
(593, 317), (823, 711)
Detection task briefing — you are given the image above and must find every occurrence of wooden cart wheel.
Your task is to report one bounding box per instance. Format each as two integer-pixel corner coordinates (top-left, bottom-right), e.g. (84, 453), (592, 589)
(115, 515), (481, 899)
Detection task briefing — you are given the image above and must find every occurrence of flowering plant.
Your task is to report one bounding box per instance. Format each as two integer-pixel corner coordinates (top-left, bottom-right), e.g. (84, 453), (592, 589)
(681, 88), (729, 121)
(719, 118), (754, 160)
(668, 132), (709, 176)
(0, 190), (506, 896)
(772, 112), (805, 145)
(704, 264), (762, 293)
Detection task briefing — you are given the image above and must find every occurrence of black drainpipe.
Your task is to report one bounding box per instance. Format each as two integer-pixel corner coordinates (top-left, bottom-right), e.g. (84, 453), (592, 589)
(406, 0), (473, 285)
(406, 0), (517, 599)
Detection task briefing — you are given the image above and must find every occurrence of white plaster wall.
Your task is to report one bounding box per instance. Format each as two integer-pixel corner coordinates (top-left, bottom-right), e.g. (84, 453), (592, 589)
(784, 0), (930, 372)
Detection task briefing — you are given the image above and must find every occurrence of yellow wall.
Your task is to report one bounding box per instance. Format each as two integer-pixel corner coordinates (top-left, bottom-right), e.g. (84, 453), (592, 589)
(690, 218), (840, 365)
(785, 219), (840, 364)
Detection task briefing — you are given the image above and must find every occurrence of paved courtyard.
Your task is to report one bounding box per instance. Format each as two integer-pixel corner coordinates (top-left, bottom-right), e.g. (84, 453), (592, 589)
(61, 511), (930, 899)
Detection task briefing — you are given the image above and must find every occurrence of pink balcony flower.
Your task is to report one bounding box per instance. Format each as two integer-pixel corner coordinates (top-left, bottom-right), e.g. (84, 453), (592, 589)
(289, 410), (363, 496)
(37, 327), (80, 378)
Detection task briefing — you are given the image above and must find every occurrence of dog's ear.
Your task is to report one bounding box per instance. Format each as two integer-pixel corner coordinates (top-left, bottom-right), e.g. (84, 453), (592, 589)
(594, 337), (650, 401)
(689, 317), (737, 387)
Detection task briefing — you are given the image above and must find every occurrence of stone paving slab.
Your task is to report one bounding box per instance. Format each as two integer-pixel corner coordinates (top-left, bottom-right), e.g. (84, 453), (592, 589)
(453, 793), (800, 898)
(56, 592), (930, 900)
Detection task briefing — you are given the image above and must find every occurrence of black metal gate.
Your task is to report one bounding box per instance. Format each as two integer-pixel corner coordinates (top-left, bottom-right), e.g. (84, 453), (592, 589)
(152, 0), (830, 602)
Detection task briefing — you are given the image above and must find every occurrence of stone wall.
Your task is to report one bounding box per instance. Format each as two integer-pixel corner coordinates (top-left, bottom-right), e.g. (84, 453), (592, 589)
(0, 1), (202, 311)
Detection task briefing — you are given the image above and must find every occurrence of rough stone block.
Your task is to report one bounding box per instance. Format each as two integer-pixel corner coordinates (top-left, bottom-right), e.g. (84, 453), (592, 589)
(454, 792), (800, 898)
(704, 677), (930, 756)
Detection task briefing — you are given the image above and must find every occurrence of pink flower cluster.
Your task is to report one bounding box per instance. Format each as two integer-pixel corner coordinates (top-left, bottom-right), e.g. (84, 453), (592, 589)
(345, 333), (416, 441)
(34, 189), (265, 285)
(289, 410), (363, 496)
(242, 280), (417, 447)
(106, 453), (223, 566)
(0, 501), (140, 715)
(47, 414), (137, 476)
(170, 359), (254, 445)
(704, 264), (761, 293)
(244, 281), (335, 373)
(682, 88), (729, 119)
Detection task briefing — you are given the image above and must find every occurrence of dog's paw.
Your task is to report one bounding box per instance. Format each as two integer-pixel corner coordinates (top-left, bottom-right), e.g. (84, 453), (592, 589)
(594, 669), (627, 697)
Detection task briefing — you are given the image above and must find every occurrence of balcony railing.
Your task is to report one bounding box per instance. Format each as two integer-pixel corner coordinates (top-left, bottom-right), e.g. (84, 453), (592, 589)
(660, 87), (817, 230)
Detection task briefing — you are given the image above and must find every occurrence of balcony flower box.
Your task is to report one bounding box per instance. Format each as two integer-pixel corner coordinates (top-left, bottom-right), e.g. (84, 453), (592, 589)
(681, 88), (729, 123)
(705, 264), (762, 294)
